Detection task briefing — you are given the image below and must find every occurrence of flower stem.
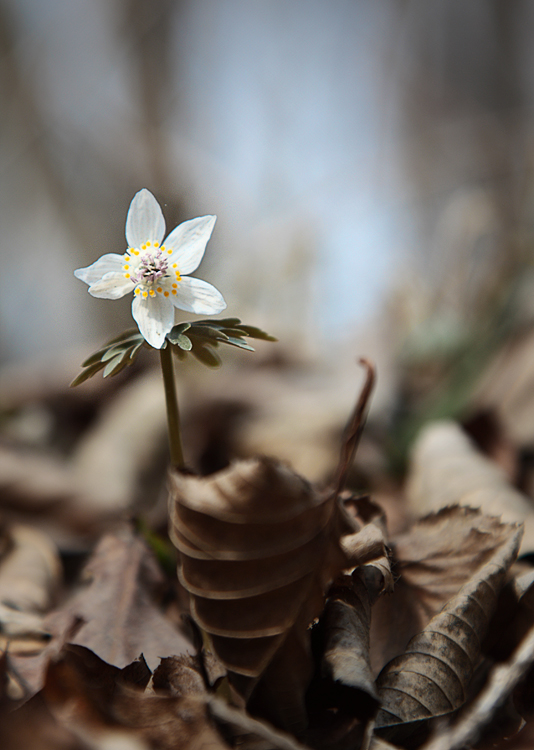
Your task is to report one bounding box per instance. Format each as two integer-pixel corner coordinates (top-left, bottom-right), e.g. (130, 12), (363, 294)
(159, 345), (185, 470)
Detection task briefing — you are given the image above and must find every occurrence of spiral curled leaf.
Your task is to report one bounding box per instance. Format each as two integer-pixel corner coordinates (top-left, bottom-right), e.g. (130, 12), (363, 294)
(169, 457), (360, 732)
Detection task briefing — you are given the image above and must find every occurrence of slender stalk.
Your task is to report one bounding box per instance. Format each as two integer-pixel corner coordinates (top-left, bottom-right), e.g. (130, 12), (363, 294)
(159, 345), (184, 469)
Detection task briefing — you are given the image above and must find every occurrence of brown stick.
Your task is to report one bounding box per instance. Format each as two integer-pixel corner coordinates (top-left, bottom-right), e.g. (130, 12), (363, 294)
(331, 358), (376, 500)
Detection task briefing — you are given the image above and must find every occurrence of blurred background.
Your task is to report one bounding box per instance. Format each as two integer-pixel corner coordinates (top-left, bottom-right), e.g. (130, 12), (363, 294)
(3, 0), (534, 501)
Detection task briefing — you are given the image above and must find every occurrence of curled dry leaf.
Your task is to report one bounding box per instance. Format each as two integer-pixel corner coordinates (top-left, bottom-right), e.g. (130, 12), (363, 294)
(341, 496), (393, 594)
(375, 522), (522, 739)
(169, 457), (357, 732)
(407, 420), (534, 555)
(169, 361), (377, 733)
(307, 495), (393, 729)
(317, 571), (380, 719)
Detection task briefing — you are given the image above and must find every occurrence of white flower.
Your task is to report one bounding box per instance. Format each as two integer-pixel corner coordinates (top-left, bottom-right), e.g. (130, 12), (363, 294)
(75, 189), (226, 349)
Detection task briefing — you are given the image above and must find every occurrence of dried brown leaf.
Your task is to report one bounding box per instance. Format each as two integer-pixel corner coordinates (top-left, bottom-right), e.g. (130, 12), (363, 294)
(42, 644), (226, 750)
(152, 654), (208, 697)
(11, 527), (190, 695)
(375, 522), (522, 738)
(370, 506), (528, 676)
(304, 498), (393, 733)
(318, 571), (380, 720)
(407, 420), (534, 555)
(57, 528), (190, 669)
(420, 622), (534, 750)
(169, 457), (357, 732)
(152, 653), (312, 750)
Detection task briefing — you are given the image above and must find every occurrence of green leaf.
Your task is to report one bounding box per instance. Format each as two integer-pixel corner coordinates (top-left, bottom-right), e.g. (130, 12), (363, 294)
(163, 317), (275, 370)
(129, 341), (145, 359)
(175, 334), (193, 351)
(167, 322), (192, 343)
(101, 344), (129, 363)
(220, 327), (249, 338)
(103, 351), (130, 378)
(207, 317), (242, 328)
(224, 336), (255, 351)
(70, 361), (106, 387)
(73, 330), (145, 386)
(81, 333), (143, 367)
(237, 324), (278, 342)
(190, 326), (229, 341)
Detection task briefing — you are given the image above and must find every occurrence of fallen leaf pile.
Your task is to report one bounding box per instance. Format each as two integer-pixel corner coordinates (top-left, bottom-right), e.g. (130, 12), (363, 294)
(3, 356), (534, 749)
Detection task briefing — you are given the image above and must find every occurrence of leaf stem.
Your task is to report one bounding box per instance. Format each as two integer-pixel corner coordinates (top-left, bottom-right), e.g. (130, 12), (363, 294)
(332, 358), (376, 499)
(159, 345), (185, 469)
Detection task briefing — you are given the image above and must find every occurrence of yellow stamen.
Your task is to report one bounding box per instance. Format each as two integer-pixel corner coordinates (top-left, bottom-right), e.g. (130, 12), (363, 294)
(133, 249), (139, 255)
(124, 273), (130, 279)
(172, 283), (177, 289)
(154, 242), (159, 248)
(167, 249), (172, 255)
(164, 291), (169, 297)
(149, 289), (156, 297)
(146, 241), (151, 247)
(172, 290), (177, 295)
(157, 287), (163, 293)
(142, 291), (148, 298)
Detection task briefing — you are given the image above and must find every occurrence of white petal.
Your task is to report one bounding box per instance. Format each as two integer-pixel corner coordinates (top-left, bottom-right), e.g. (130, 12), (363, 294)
(88, 273), (135, 300)
(165, 215), (216, 275)
(125, 189), (165, 248)
(74, 254), (124, 285)
(132, 294), (175, 349)
(170, 276), (227, 315)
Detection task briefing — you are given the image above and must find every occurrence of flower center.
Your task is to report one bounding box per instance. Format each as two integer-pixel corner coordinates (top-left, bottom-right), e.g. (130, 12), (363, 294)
(123, 242), (182, 299)
(137, 249), (168, 284)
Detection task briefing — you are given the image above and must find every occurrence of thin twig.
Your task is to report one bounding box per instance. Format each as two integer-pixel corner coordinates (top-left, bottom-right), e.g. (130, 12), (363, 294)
(331, 359), (376, 499)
